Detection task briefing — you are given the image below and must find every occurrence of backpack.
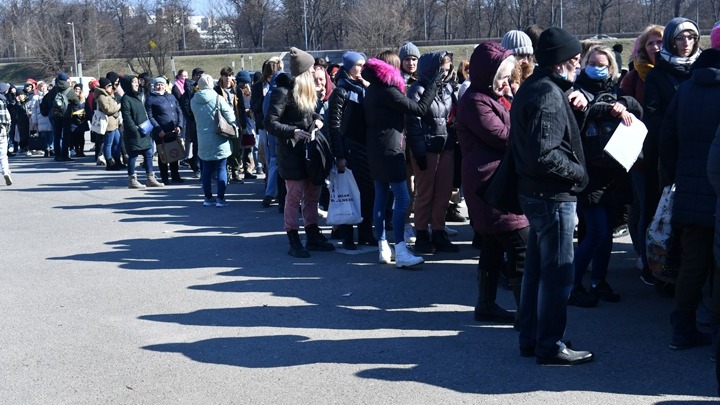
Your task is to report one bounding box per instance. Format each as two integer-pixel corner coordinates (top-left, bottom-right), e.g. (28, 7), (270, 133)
(40, 92), (51, 116)
(581, 93), (623, 169)
(53, 88), (71, 118)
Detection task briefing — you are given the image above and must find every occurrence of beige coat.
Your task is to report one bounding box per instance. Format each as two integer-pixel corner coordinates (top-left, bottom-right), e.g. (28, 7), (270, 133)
(95, 87), (121, 131)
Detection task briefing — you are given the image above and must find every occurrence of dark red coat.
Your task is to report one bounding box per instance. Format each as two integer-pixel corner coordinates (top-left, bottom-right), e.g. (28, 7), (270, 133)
(455, 41), (528, 234)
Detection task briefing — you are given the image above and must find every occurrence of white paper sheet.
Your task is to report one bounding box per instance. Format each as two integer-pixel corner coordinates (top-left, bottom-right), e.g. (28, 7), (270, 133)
(603, 118), (648, 171)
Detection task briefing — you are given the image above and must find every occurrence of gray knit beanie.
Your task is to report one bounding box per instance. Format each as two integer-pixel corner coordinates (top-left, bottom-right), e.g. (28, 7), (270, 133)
(289, 47), (315, 77)
(399, 42), (421, 60)
(501, 30), (534, 56)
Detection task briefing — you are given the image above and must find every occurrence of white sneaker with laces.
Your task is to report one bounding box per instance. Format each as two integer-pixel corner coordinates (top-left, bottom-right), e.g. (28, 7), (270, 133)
(404, 223), (416, 243)
(395, 242), (424, 268)
(378, 240), (393, 264)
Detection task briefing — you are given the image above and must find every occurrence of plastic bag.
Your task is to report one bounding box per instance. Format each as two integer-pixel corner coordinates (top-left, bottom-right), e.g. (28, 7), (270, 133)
(326, 167), (362, 225)
(646, 184), (676, 283)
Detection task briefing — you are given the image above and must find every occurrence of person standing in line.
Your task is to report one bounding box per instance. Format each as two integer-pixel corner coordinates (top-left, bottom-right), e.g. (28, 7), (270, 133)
(95, 78), (123, 170)
(146, 77), (185, 184)
(511, 27), (593, 365)
(0, 83), (13, 185)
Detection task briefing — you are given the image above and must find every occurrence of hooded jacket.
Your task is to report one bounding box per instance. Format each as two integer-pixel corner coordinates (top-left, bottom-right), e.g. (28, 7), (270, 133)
(456, 42), (528, 234)
(145, 87), (184, 142)
(44, 79), (79, 121)
(510, 68), (588, 201)
(95, 86), (121, 132)
(659, 48), (720, 227)
(120, 76), (153, 152)
(191, 87), (236, 161)
(263, 72), (322, 181)
(30, 91), (52, 132)
(405, 51), (455, 158)
(361, 58), (439, 183)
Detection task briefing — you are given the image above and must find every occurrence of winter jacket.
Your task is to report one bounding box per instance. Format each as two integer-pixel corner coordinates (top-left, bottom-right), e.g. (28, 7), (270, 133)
(327, 68), (366, 159)
(263, 72), (321, 181)
(191, 88), (236, 162)
(0, 93), (10, 134)
(574, 71), (642, 207)
(145, 90), (184, 142)
(179, 80), (196, 123)
(456, 42), (528, 235)
(95, 87), (121, 132)
(119, 76), (153, 153)
(362, 58), (439, 183)
(251, 79), (269, 130)
(30, 92), (52, 132)
(510, 68), (588, 201)
(659, 49), (720, 227)
(214, 85), (248, 131)
(44, 79), (79, 120)
(405, 51), (455, 158)
(619, 68), (646, 105)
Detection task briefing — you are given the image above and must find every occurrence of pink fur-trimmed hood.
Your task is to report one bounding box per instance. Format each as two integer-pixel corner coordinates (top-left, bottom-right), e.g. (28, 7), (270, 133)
(362, 58), (406, 93)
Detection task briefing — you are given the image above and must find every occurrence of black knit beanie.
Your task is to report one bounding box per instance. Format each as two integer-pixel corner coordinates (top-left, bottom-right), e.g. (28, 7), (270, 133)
(535, 27), (582, 67)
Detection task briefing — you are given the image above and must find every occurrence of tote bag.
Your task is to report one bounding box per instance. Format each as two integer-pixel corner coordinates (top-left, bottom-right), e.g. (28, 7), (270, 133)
(215, 96), (238, 138)
(90, 110), (108, 135)
(157, 138), (185, 164)
(326, 168), (363, 225)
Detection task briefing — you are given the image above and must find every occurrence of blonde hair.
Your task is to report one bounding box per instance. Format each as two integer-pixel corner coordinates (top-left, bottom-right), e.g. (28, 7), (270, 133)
(292, 69), (317, 114)
(582, 45), (620, 82)
(376, 50), (401, 70)
(635, 24), (664, 64)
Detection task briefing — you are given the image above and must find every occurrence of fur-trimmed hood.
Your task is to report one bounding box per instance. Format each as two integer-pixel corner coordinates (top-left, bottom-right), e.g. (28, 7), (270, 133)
(362, 58), (405, 93)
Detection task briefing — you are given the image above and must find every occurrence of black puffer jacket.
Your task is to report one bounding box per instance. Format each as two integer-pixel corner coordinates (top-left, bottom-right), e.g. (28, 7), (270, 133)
(405, 50), (455, 158)
(659, 48), (720, 227)
(327, 68), (366, 159)
(120, 76), (153, 153)
(510, 68), (588, 201)
(264, 72), (321, 181)
(362, 58), (439, 183)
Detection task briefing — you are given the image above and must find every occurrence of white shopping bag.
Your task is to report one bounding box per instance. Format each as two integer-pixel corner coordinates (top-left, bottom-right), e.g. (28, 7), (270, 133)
(326, 167), (362, 225)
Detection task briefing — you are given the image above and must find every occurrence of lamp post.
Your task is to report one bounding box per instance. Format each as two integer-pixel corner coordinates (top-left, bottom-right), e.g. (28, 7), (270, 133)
(67, 22), (78, 76)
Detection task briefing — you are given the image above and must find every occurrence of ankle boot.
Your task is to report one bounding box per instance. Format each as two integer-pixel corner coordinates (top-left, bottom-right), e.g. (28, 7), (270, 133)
(395, 242), (423, 268)
(432, 230), (459, 252)
(287, 230), (310, 258)
(128, 173), (146, 189)
(106, 158), (116, 171)
(340, 224), (356, 250)
(146, 172), (164, 187)
(669, 310), (712, 350)
(357, 224), (378, 245)
(414, 230), (435, 254)
(475, 268), (515, 323)
(305, 224), (335, 251)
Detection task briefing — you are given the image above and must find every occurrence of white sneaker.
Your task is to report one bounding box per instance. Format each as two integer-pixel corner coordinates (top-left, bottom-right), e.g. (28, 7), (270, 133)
(395, 242), (424, 268)
(4, 174), (12, 186)
(404, 223), (416, 243)
(445, 226), (458, 236)
(378, 240), (393, 264)
(97, 155), (107, 166)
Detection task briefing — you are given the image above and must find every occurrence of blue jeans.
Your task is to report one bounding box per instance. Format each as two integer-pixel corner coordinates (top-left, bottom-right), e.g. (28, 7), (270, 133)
(39, 130), (54, 151)
(201, 158), (228, 199)
(574, 205), (613, 285)
(263, 130), (278, 198)
(517, 194), (576, 358)
(373, 180), (409, 243)
(127, 149), (154, 176)
(103, 129), (121, 161)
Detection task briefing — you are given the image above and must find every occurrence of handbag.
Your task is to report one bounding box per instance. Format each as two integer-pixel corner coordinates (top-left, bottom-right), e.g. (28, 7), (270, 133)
(90, 109), (108, 135)
(646, 184), (677, 283)
(215, 95), (238, 138)
(326, 168), (363, 225)
(157, 138), (186, 164)
(138, 119), (154, 136)
(478, 146), (522, 215)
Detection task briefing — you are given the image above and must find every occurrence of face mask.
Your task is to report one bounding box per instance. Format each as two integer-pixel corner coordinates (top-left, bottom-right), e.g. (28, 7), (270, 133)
(585, 65), (609, 80)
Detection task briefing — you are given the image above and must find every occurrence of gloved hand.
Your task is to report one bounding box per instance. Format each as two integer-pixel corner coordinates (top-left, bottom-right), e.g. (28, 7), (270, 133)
(432, 67), (447, 85)
(416, 155), (428, 171)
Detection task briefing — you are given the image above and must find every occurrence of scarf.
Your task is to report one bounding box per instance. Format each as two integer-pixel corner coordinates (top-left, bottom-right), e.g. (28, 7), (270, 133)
(174, 78), (186, 96)
(633, 60), (654, 82)
(659, 47), (700, 68)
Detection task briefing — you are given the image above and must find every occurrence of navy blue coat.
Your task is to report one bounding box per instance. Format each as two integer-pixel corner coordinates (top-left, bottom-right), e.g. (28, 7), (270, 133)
(660, 49), (720, 227)
(145, 91), (184, 142)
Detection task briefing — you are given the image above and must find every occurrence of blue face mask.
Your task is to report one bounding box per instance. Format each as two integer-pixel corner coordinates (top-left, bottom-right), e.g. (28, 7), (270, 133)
(585, 65), (609, 80)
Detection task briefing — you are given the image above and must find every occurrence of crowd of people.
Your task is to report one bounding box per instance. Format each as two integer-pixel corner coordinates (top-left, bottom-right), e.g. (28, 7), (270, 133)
(2, 19), (720, 371)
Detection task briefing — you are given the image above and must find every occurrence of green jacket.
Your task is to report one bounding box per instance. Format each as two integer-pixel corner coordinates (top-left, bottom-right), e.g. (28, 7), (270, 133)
(120, 77), (153, 152)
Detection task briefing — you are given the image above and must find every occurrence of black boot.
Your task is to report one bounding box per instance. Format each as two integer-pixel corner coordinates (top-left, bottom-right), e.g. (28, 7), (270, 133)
(305, 224), (335, 251)
(432, 230), (459, 252)
(357, 223), (378, 245)
(445, 202), (466, 222)
(414, 230), (435, 254)
(669, 310), (712, 350)
(287, 230), (310, 258)
(340, 224), (356, 251)
(474, 267), (515, 323)
(509, 276), (523, 330)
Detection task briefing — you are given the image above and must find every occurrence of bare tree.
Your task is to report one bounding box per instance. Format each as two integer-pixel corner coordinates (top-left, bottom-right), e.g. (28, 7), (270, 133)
(346, 0), (412, 51)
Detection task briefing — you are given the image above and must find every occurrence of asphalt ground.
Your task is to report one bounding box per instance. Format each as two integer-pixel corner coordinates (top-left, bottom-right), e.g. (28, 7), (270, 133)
(0, 151), (717, 404)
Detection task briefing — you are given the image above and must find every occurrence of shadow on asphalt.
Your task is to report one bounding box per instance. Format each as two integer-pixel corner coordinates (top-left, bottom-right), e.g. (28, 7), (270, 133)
(28, 156), (717, 399)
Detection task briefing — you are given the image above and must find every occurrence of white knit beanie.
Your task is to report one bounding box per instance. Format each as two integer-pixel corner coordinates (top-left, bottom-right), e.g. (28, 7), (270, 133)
(501, 30), (534, 56)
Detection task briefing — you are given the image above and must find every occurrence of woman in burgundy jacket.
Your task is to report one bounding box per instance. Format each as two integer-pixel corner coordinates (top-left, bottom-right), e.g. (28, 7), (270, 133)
(455, 41), (529, 324)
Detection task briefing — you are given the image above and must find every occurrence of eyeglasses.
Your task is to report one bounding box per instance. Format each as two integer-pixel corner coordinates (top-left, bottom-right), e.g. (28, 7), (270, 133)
(675, 34), (698, 42)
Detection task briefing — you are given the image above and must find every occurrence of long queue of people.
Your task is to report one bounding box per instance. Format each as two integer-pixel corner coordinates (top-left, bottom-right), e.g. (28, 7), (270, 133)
(1, 20), (720, 370)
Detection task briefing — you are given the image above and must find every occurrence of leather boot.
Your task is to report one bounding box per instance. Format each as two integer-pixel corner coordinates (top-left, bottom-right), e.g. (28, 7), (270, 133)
(414, 230), (435, 254)
(146, 172), (164, 187)
(287, 230), (310, 258)
(305, 224), (335, 251)
(128, 173), (146, 189)
(357, 223), (378, 245)
(474, 267), (515, 323)
(340, 224), (356, 250)
(432, 230), (459, 252)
